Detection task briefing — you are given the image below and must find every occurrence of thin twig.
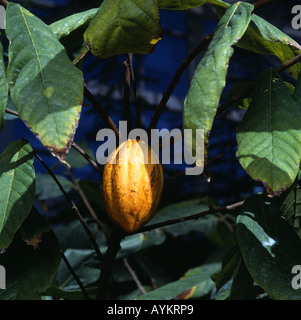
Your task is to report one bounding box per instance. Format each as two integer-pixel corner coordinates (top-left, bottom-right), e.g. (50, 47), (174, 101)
(59, 249), (91, 300)
(123, 258), (147, 295)
(31, 147), (103, 268)
(0, 0), (8, 9)
(5, 108), (19, 117)
(123, 55), (132, 131)
(131, 201), (244, 235)
(71, 142), (102, 175)
(67, 168), (110, 238)
(276, 53), (301, 74)
(147, 32), (214, 135)
(253, 0), (280, 10)
(84, 85), (120, 137)
(127, 54), (142, 128)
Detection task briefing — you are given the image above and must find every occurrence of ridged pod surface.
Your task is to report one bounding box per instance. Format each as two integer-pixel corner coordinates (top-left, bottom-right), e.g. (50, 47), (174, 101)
(102, 139), (164, 233)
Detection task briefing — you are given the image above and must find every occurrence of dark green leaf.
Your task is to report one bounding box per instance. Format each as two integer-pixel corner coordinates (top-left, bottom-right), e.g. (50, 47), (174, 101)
(211, 245), (240, 290)
(236, 194), (301, 300)
(229, 257), (255, 300)
(35, 173), (73, 200)
(0, 209), (60, 300)
(0, 140), (35, 249)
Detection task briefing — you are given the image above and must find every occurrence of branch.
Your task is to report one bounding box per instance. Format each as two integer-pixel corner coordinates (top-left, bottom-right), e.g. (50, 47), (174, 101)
(96, 227), (125, 300)
(147, 32), (214, 135)
(123, 258), (147, 295)
(67, 168), (110, 238)
(84, 85), (120, 137)
(127, 53), (142, 129)
(123, 55), (132, 131)
(131, 200), (244, 235)
(0, 0), (8, 9)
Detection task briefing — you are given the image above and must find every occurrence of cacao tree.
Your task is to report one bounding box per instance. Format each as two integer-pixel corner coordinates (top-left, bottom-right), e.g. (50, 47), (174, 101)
(0, 0), (301, 301)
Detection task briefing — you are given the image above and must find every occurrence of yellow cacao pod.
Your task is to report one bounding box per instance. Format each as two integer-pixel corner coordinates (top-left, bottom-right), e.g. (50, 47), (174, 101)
(102, 139), (164, 233)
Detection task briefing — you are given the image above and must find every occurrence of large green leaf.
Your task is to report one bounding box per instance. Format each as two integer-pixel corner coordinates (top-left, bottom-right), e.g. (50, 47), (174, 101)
(236, 68), (301, 195)
(0, 140), (35, 250)
(236, 194), (301, 300)
(183, 2), (253, 166)
(0, 208), (60, 300)
(0, 41), (8, 129)
(6, 3), (83, 161)
(158, 0), (228, 10)
(84, 0), (162, 59)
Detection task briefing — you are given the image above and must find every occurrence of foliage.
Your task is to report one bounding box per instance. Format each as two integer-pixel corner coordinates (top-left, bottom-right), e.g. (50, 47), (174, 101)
(0, 0), (301, 300)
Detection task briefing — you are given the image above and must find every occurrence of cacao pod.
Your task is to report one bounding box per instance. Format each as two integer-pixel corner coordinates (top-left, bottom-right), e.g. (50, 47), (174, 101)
(102, 139), (164, 233)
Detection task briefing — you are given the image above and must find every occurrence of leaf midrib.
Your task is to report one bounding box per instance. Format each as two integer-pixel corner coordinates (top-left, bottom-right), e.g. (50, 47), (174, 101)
(17, 5), (59, 141)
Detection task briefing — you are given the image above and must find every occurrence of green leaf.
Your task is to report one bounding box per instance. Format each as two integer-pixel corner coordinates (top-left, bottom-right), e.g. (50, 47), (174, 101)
(211, 245), (240, 291)
(50, 8), (98, 39)
(229, 257), (255, 300)
(50, 8), (98, 50)
(136, 272), (212, 300)
(236, 194), (301, 300)
(183, 2), (253, 166)
(237, 14), (301, 79)
(293, 68), (301, 105)
(84, 0), (162, 59)
(0, 209), (60, 300)
(0, 41), (8, 129)
(236, 68), (301, 195)
(0, 140), (35, 250)
(6, 3), (83, 161)
(179, 263), (221, 299)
